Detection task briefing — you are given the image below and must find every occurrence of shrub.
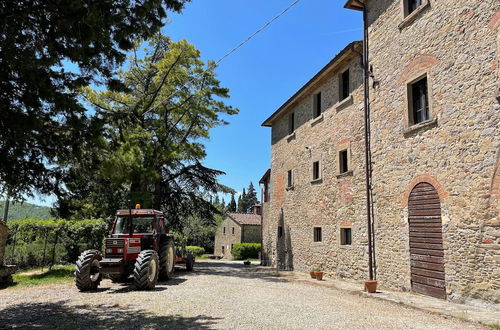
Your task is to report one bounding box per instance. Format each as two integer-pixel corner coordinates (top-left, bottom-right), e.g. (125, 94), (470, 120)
(231, 243), (261, 260)
(186, 246), (205, 257)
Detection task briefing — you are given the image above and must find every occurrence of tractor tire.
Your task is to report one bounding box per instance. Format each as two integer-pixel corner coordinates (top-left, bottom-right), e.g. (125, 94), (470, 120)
(186, 253), (194, 272)
(159, 239), (175, 281)
(133, 250), (159, 290)
(75, 250), (102, 291)
(108, 274), (129, 283)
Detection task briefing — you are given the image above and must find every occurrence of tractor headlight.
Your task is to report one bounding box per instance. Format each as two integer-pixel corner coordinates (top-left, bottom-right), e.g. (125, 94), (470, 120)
(117, 248), (123, 253)
(106, 249), (112, 254)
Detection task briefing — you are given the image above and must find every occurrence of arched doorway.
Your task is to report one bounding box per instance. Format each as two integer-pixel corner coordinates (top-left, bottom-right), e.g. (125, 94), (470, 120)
(408, 182), (446, 299)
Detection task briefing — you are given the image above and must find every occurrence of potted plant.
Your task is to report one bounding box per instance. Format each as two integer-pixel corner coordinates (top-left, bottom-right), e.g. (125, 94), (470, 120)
(243, 259), (251, 266)
(364, 280), (378, 293)
(312, 267), (324, 280)
(309, 268), (317, 279)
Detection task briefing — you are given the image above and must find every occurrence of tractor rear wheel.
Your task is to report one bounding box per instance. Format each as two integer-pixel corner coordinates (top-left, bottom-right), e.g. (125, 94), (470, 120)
(186, 253), (194, 271)
(75, 250), (102, 291)
(133, 250), (159, 290)
(159, 239), (175, 280)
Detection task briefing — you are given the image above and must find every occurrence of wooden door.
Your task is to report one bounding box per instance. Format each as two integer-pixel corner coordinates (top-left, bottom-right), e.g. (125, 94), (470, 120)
(408, 182), (446, 299)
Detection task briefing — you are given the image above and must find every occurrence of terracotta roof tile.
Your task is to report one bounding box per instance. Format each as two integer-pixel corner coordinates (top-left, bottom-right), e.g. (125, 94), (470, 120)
(227, 213), (261, 226)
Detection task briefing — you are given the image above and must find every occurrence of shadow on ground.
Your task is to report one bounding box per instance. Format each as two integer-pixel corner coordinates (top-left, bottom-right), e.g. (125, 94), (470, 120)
(0, 300), (220, 329)
(176, 260), (289, 283)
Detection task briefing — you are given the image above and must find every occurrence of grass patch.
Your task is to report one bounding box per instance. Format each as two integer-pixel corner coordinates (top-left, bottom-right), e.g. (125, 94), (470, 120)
(10, 265), (74, 288)
(488, 323), (500, 329)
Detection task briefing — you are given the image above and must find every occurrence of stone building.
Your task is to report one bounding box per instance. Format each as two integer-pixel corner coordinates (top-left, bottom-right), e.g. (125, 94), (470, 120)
(214, 210), (262, 259)
(261, 0), (499, 303)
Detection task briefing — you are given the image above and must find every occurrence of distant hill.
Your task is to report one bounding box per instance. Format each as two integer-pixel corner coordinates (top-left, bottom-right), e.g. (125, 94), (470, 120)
(0, 201), (53, 220)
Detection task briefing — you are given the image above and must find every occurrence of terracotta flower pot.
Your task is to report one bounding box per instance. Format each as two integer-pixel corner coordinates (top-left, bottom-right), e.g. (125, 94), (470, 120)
(364, 280), (378, 293)
(243, 261), (251, 266)
(315, 272), (324, 281)
(309, 271), (317, 279)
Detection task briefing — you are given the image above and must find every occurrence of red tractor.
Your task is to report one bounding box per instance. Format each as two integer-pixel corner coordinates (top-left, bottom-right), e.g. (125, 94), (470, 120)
(75, 207), (176, 291)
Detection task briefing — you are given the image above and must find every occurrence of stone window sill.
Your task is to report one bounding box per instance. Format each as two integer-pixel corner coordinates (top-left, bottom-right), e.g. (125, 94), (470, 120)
(339, 244), (353, 249)
(335, 94), (353, 112)
(286, 131), (296, 142)
(398, 0), (430, 30)
(336, 170), (353, 179)
(310, 113), (324, 127)
(403, 118), (438, 137)
(285, 185), (294, 191)
(311, 178), (323, 184)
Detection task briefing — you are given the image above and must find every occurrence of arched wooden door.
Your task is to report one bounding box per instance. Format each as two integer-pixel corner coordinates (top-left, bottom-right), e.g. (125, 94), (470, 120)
(408, 182), (446, 299)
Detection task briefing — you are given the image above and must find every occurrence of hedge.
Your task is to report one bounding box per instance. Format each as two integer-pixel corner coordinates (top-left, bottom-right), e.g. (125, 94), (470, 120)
(5, 218), (108, 269)
(186, 246), (205, 257)
(231, 243), (261, 260)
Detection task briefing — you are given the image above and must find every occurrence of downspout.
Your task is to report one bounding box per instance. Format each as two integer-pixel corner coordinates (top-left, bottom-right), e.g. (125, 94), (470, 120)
(362, 3), (376, 281)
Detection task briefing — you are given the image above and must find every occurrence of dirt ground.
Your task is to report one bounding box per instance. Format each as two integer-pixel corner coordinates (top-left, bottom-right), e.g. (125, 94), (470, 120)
(0, 260), (486, 329)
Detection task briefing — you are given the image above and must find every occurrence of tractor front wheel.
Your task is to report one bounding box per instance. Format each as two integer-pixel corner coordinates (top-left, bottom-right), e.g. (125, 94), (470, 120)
(159, 239), (175, 280)
(75, 250), (102, 291)
(133, 250), (159, 290)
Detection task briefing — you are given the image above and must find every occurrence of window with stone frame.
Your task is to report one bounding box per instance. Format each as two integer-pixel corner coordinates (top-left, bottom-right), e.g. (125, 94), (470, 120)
(341, 228), (352, 245)
(313, 92), (322, 118)
(223, 227), (226, 235)
(408, 76), (430, 125)
(287, 169), (294, 188)
(339, 149), (349, 174)
(278, 226), (283, 238)
(232, 227), (235, 235)
(314, 227), (322, 242)
(288, 112), (295, 135)
(312, 160), (321, 181)
(340, 68), (350, 101)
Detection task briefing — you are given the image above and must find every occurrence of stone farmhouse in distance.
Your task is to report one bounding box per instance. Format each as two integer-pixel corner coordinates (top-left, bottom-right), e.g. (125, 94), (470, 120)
(260, 0), (499, 303)
(214, 208), (262, 259)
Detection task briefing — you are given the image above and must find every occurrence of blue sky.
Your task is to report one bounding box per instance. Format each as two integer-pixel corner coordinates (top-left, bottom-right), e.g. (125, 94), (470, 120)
(30, 0), (362, 207)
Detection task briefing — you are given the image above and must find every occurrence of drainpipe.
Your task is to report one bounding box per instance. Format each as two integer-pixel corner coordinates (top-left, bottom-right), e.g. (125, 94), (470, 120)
(362, 3), (376, 281)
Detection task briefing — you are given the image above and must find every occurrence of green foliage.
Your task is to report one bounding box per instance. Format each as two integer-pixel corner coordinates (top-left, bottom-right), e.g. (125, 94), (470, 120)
(55, 35), (238, 229)
(186, 246), (205, 257)
(0, 201), (52, 220)
(231, 243), (261, 260)
(0, 0), (189, 199)
(5, 218), (108, 269)
(236, 182), (259, 213)
(228, 193), (237, 212)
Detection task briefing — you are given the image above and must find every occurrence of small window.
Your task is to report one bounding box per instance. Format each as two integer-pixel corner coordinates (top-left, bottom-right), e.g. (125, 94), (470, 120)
(222, 246), (225, 254)
(231, 243), (234, 250)
(223, 227), (226, 235)
(232, 227), (235, 235)
(407, 0), (423, 15)
(340, 69), (350, 101)
(313, 92), (322, 118)
(287, 170), (293, 188)
(314, 227), (322, 242)
(278, 226), (283, 238)
(288, 112), (295, 135)
(409, 76), (429, 125)
(312, 161), (320, 181)
(341, 228), (352, 245)
(339, 149), (349, 174)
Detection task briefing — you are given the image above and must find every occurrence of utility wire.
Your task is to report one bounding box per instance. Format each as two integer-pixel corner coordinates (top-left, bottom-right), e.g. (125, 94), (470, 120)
(142, 0), (303, 114)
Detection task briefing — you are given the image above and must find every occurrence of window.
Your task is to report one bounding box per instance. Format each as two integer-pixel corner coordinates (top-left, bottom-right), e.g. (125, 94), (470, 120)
(287, 170), (293, 188)
(278, 226), (283, 238)
(312, 161), (320, 181)
(288, 112), (295, 135)
(222, 246), (225, 254)
(313, 92), (322, 118)
(407, 0), (423, 15)
(341, 228), (352, 245)
(340, 69), (350, 101)
(314, 227), (322, 242)
(339, 149), (349, 174)
(232, 227), (235, 235)
(409, 76), (429, 125)
(223, 227), (226, 235)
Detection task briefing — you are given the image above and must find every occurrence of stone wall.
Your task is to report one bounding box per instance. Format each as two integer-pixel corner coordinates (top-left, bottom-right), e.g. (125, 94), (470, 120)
(263, 43), (370, 277)
(242, 225), (261, 243)
(364, 0), (499, 303)
(214, 217), (242, 259)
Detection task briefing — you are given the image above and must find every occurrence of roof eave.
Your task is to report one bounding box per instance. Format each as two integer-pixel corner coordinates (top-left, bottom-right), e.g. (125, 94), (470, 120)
(344, 0), (364, 11)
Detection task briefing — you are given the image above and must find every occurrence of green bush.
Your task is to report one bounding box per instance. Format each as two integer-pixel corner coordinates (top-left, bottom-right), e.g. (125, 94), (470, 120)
(5, 218), (108, 269)
(186, 246), (205, 257)
(231, 243), (261, 260)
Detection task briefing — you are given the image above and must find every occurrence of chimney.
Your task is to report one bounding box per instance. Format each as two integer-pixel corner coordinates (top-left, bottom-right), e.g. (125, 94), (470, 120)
(253, 204), (262, 216)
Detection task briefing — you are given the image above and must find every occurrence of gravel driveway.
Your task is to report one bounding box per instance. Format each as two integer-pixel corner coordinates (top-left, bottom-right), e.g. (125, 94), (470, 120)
(0, 260), (485, 329)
